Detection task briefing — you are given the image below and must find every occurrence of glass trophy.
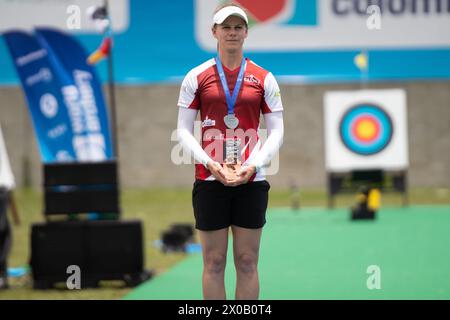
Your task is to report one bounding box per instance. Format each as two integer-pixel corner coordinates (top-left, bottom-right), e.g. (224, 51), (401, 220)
(222, 138), (242, 179)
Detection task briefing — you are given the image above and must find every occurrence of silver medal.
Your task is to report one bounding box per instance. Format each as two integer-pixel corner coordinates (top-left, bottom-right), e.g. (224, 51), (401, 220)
(224, 114), (239, 129)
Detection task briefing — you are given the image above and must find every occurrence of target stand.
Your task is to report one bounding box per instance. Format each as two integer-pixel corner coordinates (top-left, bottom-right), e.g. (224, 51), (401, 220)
(327, 169), (408, 208)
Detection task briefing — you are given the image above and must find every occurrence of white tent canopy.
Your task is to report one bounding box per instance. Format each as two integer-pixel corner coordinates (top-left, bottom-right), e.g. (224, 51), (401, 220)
(0, 124), (15, 190)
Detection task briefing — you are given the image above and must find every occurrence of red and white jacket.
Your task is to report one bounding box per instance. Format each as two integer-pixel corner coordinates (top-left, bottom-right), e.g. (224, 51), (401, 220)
(177, 58), (283, 181)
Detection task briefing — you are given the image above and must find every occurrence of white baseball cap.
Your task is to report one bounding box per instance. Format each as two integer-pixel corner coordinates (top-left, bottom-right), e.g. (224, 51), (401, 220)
(213, 6), (248, 25)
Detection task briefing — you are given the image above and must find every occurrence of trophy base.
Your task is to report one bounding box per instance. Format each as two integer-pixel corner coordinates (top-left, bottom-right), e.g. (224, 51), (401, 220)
(223, 163), (241, 180)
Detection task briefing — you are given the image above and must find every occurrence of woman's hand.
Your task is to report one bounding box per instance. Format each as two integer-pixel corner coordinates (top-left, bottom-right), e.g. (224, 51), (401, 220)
(225, 165), (256, 187)
(206, 161), (228, 185)
(208, 161), (256, 186)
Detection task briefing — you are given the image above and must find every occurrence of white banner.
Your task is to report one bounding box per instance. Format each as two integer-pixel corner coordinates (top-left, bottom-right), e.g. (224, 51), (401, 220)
(0, 0), (129, 33)
(0, 125), (15, 190)
(324, 89), (408, 172)
(196, 0), (450, 51)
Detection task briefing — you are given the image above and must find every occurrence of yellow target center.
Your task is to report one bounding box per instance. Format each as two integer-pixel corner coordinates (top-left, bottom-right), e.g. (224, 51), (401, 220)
(356, 120), (377, 140)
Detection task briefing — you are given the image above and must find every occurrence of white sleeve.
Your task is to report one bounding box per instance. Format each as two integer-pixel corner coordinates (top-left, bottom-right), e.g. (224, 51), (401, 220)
(263, 72), (283, 113)
(247, 111), (284, 171)
(177, 70), (199, 109)
(177, 107), (212, 168)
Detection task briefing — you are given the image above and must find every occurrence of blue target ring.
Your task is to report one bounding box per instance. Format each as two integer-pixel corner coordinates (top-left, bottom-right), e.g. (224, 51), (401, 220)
(339, 104), (393, 156)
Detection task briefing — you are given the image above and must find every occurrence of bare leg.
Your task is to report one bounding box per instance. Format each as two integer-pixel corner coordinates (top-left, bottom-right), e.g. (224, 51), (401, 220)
(198, 227), (229, 300)
(232, 225), (262, 300)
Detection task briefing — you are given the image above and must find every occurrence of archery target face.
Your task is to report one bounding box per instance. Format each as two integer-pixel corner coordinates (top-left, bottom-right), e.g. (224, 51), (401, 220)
(339, 104), (393, 156)
(324, 89), (408, 172)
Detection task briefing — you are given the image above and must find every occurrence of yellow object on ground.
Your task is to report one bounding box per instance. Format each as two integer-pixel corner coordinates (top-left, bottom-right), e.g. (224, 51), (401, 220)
(368, 188), (381, 210)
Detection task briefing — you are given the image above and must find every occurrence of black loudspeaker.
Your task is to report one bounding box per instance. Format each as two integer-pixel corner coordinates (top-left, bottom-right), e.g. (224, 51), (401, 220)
(43, 161), (120, 216)
(31, 220), (151, 289)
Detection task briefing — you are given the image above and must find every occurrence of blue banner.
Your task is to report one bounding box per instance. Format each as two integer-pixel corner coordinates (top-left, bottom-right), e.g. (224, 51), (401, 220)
(3, 29), (113, 163)
(1, 0), (450, 84)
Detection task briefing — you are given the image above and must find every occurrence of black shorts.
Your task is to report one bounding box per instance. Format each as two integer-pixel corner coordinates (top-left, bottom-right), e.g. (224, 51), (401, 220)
(192, 180), (270, 231)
